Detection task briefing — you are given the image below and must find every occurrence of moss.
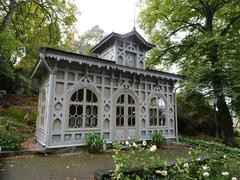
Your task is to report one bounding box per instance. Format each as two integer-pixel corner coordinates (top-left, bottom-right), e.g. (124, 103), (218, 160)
(2, 107), (25, 121)
(29, 110), (37, 124)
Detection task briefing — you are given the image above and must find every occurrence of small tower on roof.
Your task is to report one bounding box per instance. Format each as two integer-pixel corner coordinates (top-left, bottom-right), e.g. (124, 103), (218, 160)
(91, 28), (154, 70)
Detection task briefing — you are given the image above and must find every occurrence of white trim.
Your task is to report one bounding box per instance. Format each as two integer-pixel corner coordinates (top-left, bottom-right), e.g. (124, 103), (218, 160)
(31, 56), (53, 79)
(44, 51), (183, 81)
(46, 73), (55, 147)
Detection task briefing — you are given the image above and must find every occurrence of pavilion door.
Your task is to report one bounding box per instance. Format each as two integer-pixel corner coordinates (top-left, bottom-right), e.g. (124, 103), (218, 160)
(115, 93), (137, 140)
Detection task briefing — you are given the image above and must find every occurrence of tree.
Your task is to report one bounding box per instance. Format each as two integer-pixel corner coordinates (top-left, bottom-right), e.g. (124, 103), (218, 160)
(0, 0), (77, 68)
(177, 91), (215, 136)
(73, 25), (105, 55)
(0, 0), (78, 92)
(138, 0), (240, 146)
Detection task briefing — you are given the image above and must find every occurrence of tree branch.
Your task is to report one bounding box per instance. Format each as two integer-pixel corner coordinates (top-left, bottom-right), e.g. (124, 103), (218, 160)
(172, 19), (205, 33)
(197, 0), (208, 10)
(220, 14), (240, 36)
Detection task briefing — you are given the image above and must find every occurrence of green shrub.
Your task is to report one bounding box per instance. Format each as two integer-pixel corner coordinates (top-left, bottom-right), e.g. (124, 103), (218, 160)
(111, 143), (240, 179)
(233, 129), (240, 137)
(180, 137), (240, 157)
(0, 131), (24, 151)
(2, 107), (25, 120)
(85, 133), (104, 153)
(0, 116), (11, 130)
(28, 110), (37, 125)
(0, 89), (6, 99)
(151, 132), (166, 148)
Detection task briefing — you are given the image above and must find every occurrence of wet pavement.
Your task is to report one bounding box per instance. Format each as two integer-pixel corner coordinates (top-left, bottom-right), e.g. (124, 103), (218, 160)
(0, 151), (114, 180)
(0, 145), (189, 180)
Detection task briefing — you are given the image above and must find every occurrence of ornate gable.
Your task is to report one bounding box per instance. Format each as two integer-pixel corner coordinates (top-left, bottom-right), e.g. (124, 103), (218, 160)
(91, 28), (154, 70)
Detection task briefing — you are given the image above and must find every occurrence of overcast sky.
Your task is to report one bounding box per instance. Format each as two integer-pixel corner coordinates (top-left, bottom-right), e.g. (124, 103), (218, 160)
(75, 0), (144, 36)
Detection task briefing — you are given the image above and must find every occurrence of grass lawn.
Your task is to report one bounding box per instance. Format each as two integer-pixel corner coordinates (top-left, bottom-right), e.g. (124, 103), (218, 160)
(0, 144), (189, 180)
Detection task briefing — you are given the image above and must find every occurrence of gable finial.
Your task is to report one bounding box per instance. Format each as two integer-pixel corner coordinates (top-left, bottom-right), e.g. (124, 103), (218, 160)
(133, 0), (136, 31)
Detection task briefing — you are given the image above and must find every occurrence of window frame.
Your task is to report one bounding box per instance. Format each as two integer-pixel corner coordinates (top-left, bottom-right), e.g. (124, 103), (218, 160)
(148, 96), (167, 127)
(67, 88), (99, 130)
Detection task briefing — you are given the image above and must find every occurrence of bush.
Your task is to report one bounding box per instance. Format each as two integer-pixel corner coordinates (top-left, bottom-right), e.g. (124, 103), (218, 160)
(0, 116), (24, 151)
(0, 90), (6, 99)
(177, 92), (216, 136)
(234, 129), (240, 137)
(111, 142), (240, 180)
(0, 116), (11, 130)
(2, 107), (25, 121)
(180, 137), (240, 157)
(151, 132), (166, 148)
(84, 133), (104, 153)
(0, 131), (24, 151)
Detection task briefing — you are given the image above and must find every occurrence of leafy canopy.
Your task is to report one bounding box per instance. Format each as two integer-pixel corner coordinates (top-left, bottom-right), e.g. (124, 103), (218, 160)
(138, 0), (240, 96)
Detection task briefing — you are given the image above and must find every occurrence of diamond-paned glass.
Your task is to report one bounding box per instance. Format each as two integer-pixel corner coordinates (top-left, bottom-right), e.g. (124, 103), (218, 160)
(149, 97), (166, 126)
(69, 88), (98, 128)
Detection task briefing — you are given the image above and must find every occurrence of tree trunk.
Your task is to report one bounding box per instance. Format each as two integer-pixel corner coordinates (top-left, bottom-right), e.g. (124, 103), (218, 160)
(0, 0), (15, 33)
(217, 96), (235, 146)
(210, 43), (235, 146)
(204, 6), (235, 146)
(0, 0), (35, 33)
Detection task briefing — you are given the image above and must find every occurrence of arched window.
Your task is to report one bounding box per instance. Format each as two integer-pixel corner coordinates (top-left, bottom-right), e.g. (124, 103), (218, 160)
(149, 96), (166, 126)
(68, 88), (98, 129)
(116, 93), (136, 127)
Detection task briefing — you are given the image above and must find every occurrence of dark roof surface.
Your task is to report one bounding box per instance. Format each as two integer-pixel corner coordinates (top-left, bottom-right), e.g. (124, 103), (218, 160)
(91, 28), (155, 53)
(38, 47), (184, 80)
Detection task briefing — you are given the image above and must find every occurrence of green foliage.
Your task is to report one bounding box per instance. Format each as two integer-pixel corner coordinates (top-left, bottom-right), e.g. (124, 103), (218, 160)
(138, 0), (240, 145)
(164, 148), (240, 180)
(84, 133), (104, 153)
(0, 90), (6, 99)
(0, 0), (78, 95)
(0, 116), (12, 130)
(177, 91), (215, 136)
(0, 131), (24, 151)
(151, 132), (166, 148)
(73, 25), (106, 55)
(29, 110), (37, 125)
(112, 141), (163, 179)
(111, 140), (240, 179)
(233, 129), (240, 137)
(180, 137), (240, 158)
(2, 107), (25, 121)
(0, 116), (24, 151)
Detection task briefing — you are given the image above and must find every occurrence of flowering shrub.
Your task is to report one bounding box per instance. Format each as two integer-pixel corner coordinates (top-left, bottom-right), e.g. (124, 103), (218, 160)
(180, 137), (240, 157)
(112, 140), (164, 179)
(111, 140), (240, 180)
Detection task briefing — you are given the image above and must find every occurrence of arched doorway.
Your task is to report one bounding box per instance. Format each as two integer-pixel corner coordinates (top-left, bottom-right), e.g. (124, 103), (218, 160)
(114, 92), (138, 140)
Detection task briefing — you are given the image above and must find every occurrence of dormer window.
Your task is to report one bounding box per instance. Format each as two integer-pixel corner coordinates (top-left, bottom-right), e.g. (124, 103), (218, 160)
(126, 52), (136, 67)
(91, 29), (155, 70)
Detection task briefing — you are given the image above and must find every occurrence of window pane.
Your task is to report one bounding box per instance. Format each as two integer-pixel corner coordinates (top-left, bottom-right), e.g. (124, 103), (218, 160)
(128, 95), (135, 104)
(69, 88), (98, 129)
(69, 117), (75, 128)
(69, 105), (76, 115)
(86, 89), (92, 102)
(77, 105), (83, 115)
(71, 92), (77, 102)
(76, 117), (83, 128)
(128, 107), (135, 127)
(77, 89), (84, 102)
(117, 94), (124, 104)
(116, 106), (124, 127)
